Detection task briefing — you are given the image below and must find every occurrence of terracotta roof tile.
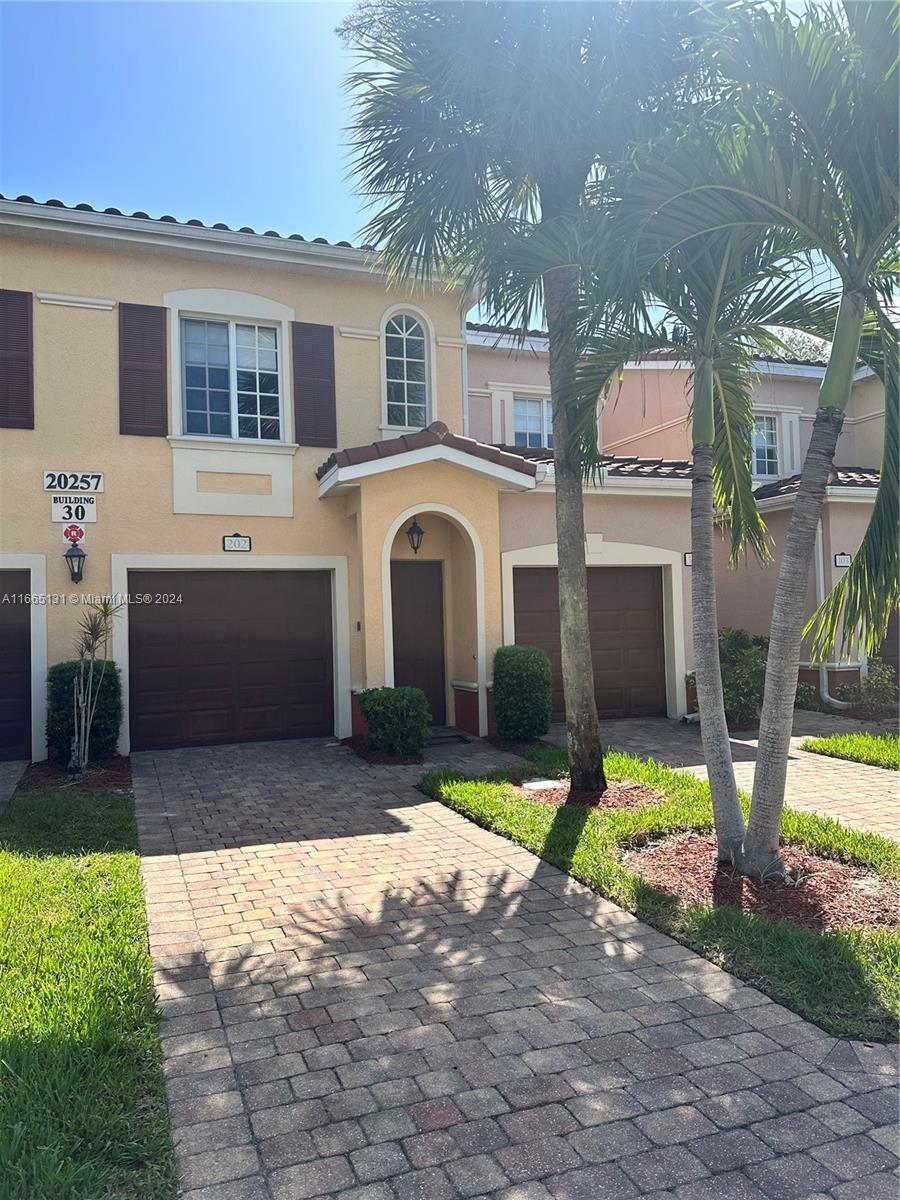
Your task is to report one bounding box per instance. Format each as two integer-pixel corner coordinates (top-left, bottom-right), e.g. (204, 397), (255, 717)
(494, 445), (693, 480)
(316, 422), (539, 481)
(754, 467), (880, 500)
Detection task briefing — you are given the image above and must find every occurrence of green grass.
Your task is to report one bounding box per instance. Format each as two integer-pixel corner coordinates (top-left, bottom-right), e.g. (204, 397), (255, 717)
(800, 730), (900, 771)
(0, 788), (176, 1200)
(422, 749), (900, 1042)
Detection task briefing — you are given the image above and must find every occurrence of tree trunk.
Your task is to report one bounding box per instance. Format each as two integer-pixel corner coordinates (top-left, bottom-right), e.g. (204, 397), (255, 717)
(691, 438), (746, 860)
(544, 262), (607, 795)
(742, 289), (864, 876)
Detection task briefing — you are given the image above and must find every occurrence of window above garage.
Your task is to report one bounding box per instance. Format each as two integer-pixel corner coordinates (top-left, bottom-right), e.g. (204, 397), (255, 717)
(182, 317), (282, 441)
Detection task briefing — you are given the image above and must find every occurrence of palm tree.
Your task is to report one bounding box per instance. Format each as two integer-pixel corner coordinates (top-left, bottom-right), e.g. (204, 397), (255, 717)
(606, 1), (898, 874)
(576, 224), (830, 862)
(339, 0), (698, 794)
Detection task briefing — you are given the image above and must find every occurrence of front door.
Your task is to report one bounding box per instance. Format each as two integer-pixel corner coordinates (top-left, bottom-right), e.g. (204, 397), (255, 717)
(391, 560), (446, 724)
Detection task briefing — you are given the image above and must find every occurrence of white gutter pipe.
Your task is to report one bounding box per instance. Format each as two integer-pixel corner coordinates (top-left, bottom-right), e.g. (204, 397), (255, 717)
(461, 310), (470, 438)
(814, 520), (852, 708)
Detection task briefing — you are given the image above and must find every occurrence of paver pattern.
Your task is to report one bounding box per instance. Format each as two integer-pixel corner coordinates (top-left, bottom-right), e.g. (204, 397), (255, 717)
(134, 737), (898, 1200)
(546, 714), (898, 839)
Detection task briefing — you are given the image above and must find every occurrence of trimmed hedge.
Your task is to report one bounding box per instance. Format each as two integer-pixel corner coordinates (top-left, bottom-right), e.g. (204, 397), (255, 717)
(493, 644), (551, 741)
(46, 660), (123, 764)
(358, 686), (430, 755)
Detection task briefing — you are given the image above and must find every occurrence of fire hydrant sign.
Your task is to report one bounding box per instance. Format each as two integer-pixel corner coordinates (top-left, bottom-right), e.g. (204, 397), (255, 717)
(62, 523), (87, 545)
(51, 494), (98, 522)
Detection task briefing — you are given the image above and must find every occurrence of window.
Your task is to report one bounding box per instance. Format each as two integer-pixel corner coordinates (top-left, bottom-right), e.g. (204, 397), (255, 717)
(513, 396), (553, 449)
(385, 313), (428, 427)
(752, 414), (779, 476)
(182, 318), (281, 440)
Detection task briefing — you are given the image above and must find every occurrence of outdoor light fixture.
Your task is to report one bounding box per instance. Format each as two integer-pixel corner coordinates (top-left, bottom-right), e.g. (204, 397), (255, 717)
(64, 540), (86, 584)
(406, 516), (425, 555)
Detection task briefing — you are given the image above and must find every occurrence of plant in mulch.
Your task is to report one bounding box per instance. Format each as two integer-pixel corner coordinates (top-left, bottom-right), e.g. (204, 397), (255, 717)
(46, 658), (122, 767)
(493, 645), (552, 742)
(421, 748), (900, 1041)
(687, 627), (769, 730)
(835, 659), (899, 719)
(358, 686), (430, 757)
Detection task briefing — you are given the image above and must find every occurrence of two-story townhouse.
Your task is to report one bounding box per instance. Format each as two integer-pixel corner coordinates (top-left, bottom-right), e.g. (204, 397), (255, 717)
(1, 197), (702, 762)
(467, 321), (887, 700)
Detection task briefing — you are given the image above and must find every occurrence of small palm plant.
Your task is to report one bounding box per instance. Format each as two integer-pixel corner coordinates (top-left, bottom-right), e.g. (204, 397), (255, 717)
(69, 597), (122, 776)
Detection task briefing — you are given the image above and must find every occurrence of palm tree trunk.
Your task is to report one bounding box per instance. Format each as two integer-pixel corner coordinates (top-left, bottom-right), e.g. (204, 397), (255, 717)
(544, 261), (607, 795)
(691, 434), (746, 861)
(743, 289), (865, 877)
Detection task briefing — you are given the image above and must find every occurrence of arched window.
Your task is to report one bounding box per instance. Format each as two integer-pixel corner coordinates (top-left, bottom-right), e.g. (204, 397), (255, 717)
(384, 312), (429, 428)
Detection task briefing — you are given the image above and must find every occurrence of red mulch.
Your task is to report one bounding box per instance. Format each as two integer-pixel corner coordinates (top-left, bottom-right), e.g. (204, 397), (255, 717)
(519, 781), (663, 810)
(341, 735), (424, 766)
(623, 831), (900, 932)
(16, 755), (133, 792)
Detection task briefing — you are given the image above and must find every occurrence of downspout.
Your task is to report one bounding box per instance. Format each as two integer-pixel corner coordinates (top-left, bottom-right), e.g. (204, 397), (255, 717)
(461, 314), (470, 438)
(814, 520), (852, 708)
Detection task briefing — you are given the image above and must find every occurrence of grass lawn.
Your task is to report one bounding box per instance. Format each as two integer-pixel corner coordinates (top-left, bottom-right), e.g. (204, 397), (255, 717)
(422, 747), (900, 1042)
(800, 730), (900, 770)
(0, 788), (176, 1200)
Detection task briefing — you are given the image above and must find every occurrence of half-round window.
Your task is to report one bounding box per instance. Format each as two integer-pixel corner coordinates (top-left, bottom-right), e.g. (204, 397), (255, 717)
(385, 313), (428, 428)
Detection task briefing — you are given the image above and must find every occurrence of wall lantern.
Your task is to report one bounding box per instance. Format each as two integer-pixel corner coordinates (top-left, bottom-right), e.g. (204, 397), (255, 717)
(406, 516), (425, 555)
(64, 540), (87, 584)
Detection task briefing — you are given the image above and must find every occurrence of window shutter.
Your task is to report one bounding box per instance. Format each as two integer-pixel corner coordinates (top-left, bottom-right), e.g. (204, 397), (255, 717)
(292, 321), (336, 447)
(119, 303), (168, 436)
(0, 289), (34, 429)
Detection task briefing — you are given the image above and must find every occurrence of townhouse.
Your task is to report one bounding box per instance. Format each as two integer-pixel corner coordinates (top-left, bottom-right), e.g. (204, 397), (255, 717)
(0, 195), (884, 762)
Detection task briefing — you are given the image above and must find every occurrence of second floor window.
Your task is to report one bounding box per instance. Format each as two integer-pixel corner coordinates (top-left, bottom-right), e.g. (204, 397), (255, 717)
(752, 414), (779, 476)
(182, 318), (281, 440)
(513, 396), (553, 449)
(385, 313), (428, 427)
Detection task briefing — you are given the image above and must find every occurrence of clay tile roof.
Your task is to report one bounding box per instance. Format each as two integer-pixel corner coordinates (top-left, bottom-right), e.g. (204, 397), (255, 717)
(316, 421), (539, 481)
(0, 192), (369, 252)
(494, 446), (693, 480)
(754, 466), (881, 500)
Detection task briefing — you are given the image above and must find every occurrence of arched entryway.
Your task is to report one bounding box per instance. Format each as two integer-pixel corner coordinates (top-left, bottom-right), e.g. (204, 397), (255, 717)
(381, 503), (487, 734)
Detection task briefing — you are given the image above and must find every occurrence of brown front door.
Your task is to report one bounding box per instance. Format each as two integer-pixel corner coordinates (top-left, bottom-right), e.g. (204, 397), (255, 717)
(391, 561), (446, 724)
(128, 569), (334, 751)
(0, 570), (31, 761)
(513, 565), (667, 719)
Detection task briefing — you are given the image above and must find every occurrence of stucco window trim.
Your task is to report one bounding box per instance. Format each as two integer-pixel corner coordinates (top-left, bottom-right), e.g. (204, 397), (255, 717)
(110, 553), (352, 754)
(381, 504), (489, 736)
(380, 303), (437, 431)
(501, 539), (688, 719)
(0, 554), (48, 761)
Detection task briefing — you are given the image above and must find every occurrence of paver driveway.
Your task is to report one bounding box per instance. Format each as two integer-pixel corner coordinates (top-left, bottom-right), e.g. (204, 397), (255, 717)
(134, 739), (898, 1200)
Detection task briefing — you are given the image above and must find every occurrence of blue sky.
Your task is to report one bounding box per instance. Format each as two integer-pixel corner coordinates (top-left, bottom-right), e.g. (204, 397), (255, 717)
(0, 1), (373, 244)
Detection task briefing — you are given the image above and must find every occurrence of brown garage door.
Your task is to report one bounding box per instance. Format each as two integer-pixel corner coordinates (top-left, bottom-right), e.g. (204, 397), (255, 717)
(128, 570), (333, 751)
(0, 570), (31, 760)
(513, 566), (666, 719)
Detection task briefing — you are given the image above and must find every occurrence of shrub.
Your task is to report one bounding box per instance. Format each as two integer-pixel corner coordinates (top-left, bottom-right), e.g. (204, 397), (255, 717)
(717, 628), (768, 728)
(493, 644), (552, 741)
(358, 686), (430, 756)
(46, 660), (123, 763)
(836, 659), (898, 718)
(795, 681), (830, 712)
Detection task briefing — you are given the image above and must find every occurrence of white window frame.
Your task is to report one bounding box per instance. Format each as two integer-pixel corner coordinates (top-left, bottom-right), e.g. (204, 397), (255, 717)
(512, 394), (553, 449)
(164, 288), (295, 445)
(181, 316), (284, 443)
(379, 303), (436, 432)
(752, 413), (780, 478)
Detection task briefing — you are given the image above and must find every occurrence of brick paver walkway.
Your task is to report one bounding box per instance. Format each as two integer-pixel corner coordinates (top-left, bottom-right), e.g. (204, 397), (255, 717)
(134, 738), (898, 1200)
(547, 714), (899, 840)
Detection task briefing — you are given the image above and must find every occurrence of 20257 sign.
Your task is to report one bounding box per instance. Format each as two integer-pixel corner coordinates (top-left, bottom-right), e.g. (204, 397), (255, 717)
(43, 471), (104, 492)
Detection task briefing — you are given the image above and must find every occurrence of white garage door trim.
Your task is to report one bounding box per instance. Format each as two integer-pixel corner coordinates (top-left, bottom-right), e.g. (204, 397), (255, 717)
(0, 554), (48, 761)
(501, 539), (687, 719)
(111, 553), (352, 754)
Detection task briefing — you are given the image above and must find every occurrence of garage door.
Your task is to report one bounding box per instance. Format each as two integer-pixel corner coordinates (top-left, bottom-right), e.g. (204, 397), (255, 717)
(128, 570), (334, 751)
(513, 566), (666, 719)
(0, 570), (31, 760)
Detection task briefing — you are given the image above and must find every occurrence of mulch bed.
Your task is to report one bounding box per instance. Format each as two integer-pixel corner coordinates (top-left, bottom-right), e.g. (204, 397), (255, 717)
(16, 755), (133, 792)
(519, 781), (664, 810)
(623, 831), (900, 932)
(341, 735), (423, 766)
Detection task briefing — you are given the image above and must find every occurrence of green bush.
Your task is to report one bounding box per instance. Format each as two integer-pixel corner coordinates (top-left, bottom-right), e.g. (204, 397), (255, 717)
(46, 660), (123, 764)
(686, 629), (768, 728)
(358, 686), (430, 756)
(493, 644), (552, 741)
(795, 681), (830, 712)
(836, 659), (898, 718)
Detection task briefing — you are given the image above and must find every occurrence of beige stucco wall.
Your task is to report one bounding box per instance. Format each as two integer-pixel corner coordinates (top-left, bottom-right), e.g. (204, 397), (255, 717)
(845, 375), (886, 469)
(466, 343), (550, 444)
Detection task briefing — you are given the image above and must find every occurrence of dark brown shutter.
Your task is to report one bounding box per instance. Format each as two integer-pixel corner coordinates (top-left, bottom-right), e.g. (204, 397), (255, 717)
(0, 290), (34, 429)
(292, 321), (336, 447)
(119, 303), (168, 436)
